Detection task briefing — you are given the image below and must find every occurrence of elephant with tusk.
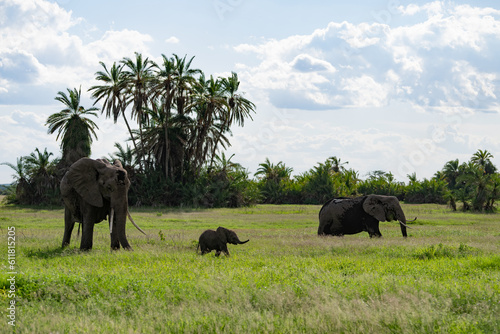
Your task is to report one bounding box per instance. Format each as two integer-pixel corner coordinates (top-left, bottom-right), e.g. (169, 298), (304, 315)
(60, 157), (145, 251)
(197, 227), (249, 256)
(318, 195), (416, 238)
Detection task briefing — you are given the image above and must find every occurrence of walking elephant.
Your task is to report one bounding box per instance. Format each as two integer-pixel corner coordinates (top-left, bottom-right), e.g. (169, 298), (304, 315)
(318, 195), (414, 238)
(60, 157), (145, 250)
(197, 227), (249, 256)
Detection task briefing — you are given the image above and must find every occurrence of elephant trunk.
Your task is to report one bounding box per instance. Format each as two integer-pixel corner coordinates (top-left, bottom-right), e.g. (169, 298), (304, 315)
(398, 217), (416, 237)
(397, 214), (408, 237)
(114, 210), (132, 250)
(109, 191), (132, 250)
(238, 239), (250, 244)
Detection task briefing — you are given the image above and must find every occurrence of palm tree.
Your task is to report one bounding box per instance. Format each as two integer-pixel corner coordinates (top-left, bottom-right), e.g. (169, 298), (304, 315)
(89, 62), (141, 169)
(24, 148), (55, 175)
(170, 54), (201, 179)
(211, 72), (256, 165)
(442, 159), (460, 189)
(1, 158), (27, 183)
(255, 158), (293, 204)
(110, 142), (136, 169)
(121, 52), (155, 123)
(23, 148), (59, 203)
(172, 54), (200, 116)
(190, 74), (228, 173)
(138, 100), (191, 181)
(407, 172), (418, 184)
(221, 72), (256, 127)
(140, 100), (169, 173)
(342, 168), (359, 194)
(46, 87), (99, 166)
(121, 52), (155, 169)
(485, 174), (500, 211)
(255, 158), (293, 181)
(151, 54), (176, 180)
(471, 149), (496, 174)
(212, 153), (241, 174)
(1, 157), (30, 203)
(329, 156), (348, 173)
(368, 170), (388, 180)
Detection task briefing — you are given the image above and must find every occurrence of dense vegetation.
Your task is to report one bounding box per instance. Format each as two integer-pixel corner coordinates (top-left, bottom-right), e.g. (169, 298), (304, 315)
(1, 52), (499, 210)
(3, 146), (499, 212)
(0, 203), (498, 333)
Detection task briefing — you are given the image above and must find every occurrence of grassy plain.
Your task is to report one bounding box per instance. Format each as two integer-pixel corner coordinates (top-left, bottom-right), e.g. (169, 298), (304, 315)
(0, 202), (499, 333)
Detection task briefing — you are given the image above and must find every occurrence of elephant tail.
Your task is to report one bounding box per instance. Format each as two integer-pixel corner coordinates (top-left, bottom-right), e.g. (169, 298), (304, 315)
(196, 242), (200, 254)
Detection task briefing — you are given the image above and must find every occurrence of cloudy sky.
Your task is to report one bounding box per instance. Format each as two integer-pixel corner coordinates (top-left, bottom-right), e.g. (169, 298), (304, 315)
(1, 0), (500, 184)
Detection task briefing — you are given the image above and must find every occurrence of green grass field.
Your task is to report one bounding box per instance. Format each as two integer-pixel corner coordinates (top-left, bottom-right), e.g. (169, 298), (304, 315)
(1, 201), (499, 333)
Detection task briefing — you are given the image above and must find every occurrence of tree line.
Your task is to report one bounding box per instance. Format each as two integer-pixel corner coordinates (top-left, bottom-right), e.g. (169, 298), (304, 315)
(1, 52), (499, 211)
(3, 145), (498, 212)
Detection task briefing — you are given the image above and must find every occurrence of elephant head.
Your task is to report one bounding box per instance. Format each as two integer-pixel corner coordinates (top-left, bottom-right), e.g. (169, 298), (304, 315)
(217, 226), (250, 245)
(362, 195), (410, 237)
(61, 157), (145, 250)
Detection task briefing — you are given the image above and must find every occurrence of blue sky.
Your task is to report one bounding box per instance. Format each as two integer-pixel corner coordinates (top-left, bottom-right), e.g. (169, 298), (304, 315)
(1, 0), (500, 183)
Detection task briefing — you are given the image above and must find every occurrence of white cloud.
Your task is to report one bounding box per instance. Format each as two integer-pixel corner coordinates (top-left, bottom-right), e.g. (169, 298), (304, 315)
(165, 36), (180, 44)
(0, 0), (154, 104)
(291, 54), (336, 73)
(235, 2), (500, 114)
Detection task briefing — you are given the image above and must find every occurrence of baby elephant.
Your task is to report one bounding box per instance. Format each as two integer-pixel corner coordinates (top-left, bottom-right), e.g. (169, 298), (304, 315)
(198, 226), (249, 256)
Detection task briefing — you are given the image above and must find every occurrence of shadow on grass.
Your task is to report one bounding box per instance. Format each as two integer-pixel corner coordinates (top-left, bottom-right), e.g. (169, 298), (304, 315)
(24, 247), (82, 259)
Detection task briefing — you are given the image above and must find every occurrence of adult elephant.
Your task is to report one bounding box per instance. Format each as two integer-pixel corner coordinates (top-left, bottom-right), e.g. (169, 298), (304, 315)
(318, 195), (413, 238)
(60, 158), (145, 250)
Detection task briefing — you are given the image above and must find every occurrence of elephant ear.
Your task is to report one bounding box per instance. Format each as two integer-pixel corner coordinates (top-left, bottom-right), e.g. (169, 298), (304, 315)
(216, 227), (228, 243)
(362, 195), (387, 221)
(66, 158), (105, 208)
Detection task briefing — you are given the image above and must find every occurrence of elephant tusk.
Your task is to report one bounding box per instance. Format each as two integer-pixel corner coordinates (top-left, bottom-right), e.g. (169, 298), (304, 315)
(127, 211), (147, 235)
(398, 220), (412, 229)
(407, 217), (417, 222)
(109, 209), (114, 234)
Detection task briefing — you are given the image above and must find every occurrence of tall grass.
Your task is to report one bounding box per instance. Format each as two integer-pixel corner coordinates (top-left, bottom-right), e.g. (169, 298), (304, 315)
(0, 203), (499, 333)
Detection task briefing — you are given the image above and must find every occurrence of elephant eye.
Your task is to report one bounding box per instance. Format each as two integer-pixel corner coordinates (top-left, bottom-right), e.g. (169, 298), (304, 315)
(116, 170), (126, 185)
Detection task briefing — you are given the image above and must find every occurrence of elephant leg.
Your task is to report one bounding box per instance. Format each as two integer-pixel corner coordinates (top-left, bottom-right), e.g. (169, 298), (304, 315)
(109, 217), (120, 250)
(222, 244), (230, 256)
(200, 245), (210, 255)
(368, 225), (382, 238)
(110, 229), (120, 250)
(115, 212), (132, 250)
(80, 222), (95, 250)
(62, 207), (75, 248)
(329, 224), (344, 237)
(318, 220), (333, 235)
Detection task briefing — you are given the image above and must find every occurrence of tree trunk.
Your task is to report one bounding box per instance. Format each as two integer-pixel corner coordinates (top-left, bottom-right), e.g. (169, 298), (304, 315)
(121, 107), (143, 172)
